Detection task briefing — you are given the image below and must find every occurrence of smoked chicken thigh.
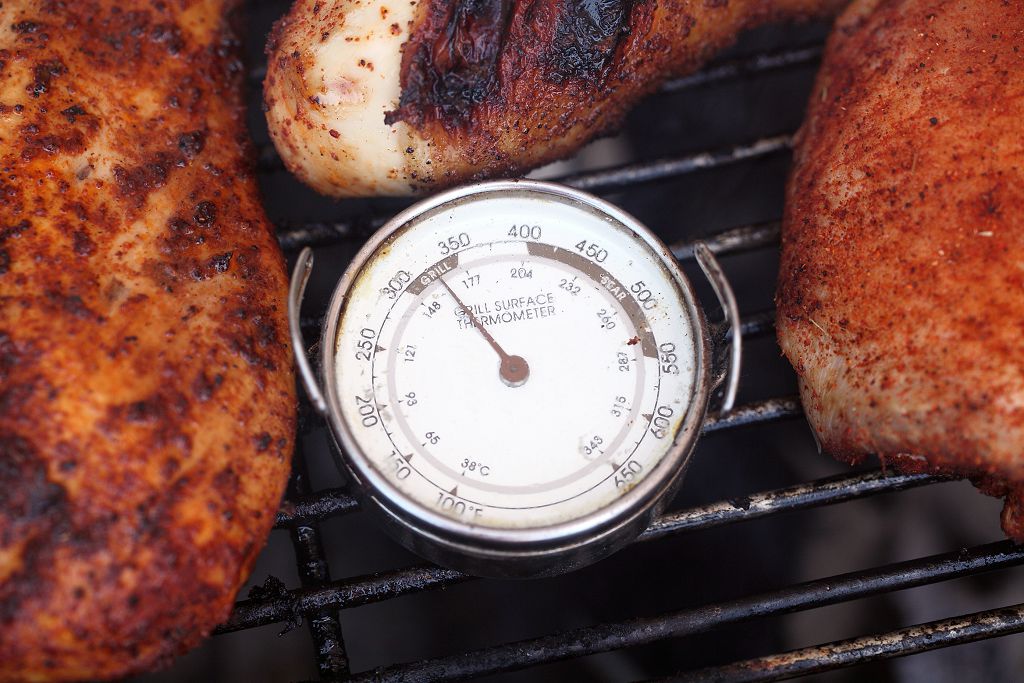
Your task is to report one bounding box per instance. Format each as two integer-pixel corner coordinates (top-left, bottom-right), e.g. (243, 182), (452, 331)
(777, 0), (1024, 539)
(264, 0), (848, 197)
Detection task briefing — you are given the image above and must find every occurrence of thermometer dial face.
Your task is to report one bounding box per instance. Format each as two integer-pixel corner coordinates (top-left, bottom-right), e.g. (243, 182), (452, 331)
(327, 183), (705, 550)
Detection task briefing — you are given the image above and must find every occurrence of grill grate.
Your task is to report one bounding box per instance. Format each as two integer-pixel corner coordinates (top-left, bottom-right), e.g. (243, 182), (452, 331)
(674, 603), (1024, 683)
(341, 542), (1024, 683)
(166, 8), (1024, 681)
(285, 446), (351, 678)
(223, 467), (951, 635)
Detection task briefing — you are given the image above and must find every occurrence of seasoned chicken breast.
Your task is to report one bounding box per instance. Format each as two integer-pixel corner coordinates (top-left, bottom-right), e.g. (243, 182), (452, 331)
(264, 0), (848, 197)
(777, 0), (1024, 538)
(0, 1), (294, 680)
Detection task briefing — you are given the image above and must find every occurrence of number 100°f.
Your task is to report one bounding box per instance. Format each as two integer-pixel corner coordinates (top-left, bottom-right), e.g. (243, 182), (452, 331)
(436, 492), (482, 518)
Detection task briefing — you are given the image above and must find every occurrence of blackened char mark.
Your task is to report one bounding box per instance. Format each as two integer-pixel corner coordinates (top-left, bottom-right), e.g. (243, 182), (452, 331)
(546, 0), (637, 83)
(28, 59), (66, 98)
(385, 0), (514, 129)
(0, 435), (66, 523)
(0, 434), (70, 623)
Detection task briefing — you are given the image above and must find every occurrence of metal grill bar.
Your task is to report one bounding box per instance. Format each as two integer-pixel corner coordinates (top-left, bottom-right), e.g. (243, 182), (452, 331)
(218, 565), (468, 634)
(275, 469), (934, 539)
(277, 488), (359, 528)
(556, 134), (793, 194)
(638, 471), (940, 542)
(230, 469), (945, 631)
(671, 221), (781, 261)
(702, 397), (800, 434)
(286, 446), (350, 678)
(661, 45), (823, 93)
(671, 603), (1024, 683)
(734, 309), (775, 340)
(347, 542), (1024, 683)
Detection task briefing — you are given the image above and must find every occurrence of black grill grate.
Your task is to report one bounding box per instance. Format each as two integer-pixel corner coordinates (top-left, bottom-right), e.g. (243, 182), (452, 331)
(341, 542), (1024, 683)
(170, 7), (1024, 681)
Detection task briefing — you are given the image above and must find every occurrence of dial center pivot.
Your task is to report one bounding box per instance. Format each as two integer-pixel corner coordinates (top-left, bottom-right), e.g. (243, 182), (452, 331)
(500, 354), (530, 388)
(439, 275), (530, 387)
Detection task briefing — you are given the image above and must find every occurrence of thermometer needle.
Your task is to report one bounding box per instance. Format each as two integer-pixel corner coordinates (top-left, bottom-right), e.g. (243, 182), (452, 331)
(439, 277), (529, 387)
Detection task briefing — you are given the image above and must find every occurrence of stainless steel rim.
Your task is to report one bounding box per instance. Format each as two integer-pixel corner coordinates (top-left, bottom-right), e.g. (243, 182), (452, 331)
(317, 179), (712, 557)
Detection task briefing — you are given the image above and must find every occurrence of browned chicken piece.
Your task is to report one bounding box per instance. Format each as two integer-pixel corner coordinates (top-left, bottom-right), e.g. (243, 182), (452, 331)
(264, 0), (849, 197)
(0, 2), (295, 680)
(777, 0), (1024, 539)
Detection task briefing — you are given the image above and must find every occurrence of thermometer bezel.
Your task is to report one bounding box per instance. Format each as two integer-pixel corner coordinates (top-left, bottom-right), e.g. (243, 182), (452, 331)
(295, 179), (734, 578)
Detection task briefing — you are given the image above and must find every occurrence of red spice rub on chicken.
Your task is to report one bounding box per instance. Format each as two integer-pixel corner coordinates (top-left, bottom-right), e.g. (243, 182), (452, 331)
(777, 0), (1024, 539)
(0, 2), (295, 679)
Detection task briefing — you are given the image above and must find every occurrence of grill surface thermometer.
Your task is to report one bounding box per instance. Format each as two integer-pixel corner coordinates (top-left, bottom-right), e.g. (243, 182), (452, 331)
(289, 180), (740, 577)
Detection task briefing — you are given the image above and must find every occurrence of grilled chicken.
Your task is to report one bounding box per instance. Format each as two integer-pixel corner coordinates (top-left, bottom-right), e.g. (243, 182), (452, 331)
(777, 0), (1024, 539)
(264, 0), (848, 197)
(0, 2), (294, 679)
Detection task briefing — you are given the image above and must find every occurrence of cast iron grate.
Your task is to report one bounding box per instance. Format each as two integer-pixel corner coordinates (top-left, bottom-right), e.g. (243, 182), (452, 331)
(217, 15), (1024, 683)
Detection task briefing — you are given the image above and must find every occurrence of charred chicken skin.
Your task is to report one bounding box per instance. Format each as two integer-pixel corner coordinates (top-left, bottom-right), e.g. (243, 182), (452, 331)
(777, 0), (1024, 539)
(0, 1), (294, 680)
(264, 0), (848, 197)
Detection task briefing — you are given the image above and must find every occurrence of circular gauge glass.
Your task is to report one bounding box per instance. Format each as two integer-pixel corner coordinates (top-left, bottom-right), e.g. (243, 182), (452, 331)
(318, 180), (713, 575)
